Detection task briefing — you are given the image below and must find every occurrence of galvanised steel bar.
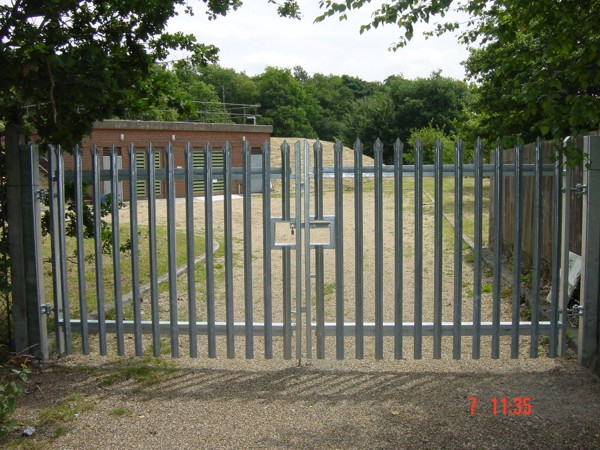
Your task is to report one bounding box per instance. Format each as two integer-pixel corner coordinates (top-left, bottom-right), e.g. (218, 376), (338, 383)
(263, 139), (273, 358)
(185, 143), (198, 358)
(548, 149), (562, 358)
(57, 147), (72, 354)
(433, 139), (443, 359)
(393, 139), (404, 360)
(559, 154), (571, 358)
(74, 162), (553, 183)
(110, 145), (125, 356)
(280, 141), (292, 359)
(579, 135), (600, 366)
(511, 144), (523, 358)
(166, 143), (179, 357)
(74, 147), (89, 355)
(48, 147), (66, 354)
(147, 144), (161, 356)
(204, 143), (216, 358)
(294, 140), (302, 361)
(242, 140), (254, 358)
(128, 144), (143, 357)
(354, 138), (364, 359)
(334, 140), (345, 360)
(374, 139), (384, 359)
(492, 143), (504, 359)
(453, 140), (464, 359)
(303, 139), (312, 359)
(223, 142), (235, 358)
(314, 140), (326, 359)
(72, 320), (558, 338)
(530, 138), (543, 358)
(472, 138), (484, 359)
(91, 146), (107, 355)
(414, 140), (423, 359)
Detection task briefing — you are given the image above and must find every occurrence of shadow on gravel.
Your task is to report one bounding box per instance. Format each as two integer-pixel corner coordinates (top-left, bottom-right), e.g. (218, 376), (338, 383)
(11, 358), (600, 449)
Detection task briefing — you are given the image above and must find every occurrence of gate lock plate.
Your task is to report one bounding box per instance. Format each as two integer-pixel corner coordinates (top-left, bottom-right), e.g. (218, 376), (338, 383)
(271, 216), (335, 249)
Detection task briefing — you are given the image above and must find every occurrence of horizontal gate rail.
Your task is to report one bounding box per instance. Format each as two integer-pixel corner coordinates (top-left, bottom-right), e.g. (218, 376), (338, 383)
(62, 164), (556, 182)
(67, 320), (556, 337)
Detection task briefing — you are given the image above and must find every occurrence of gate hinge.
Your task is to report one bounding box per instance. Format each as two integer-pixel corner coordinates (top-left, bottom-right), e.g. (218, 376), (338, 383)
(571, 183), (587, 198)
(36, 189), (49, 203)
(40, 304), (53, 315)
(567, 304), (584, 316)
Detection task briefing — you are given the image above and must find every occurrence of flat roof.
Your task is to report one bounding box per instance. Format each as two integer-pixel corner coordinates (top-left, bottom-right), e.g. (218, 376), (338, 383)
(94, 120), (273, 134)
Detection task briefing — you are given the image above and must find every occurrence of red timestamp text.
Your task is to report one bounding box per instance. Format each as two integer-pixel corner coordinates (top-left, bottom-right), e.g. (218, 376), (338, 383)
(468, 397), (532, 416)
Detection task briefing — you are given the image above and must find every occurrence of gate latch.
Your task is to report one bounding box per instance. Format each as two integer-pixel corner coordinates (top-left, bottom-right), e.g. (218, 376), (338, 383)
(36, 189), (49, 203)
(571, 183), (587, 198)
(567, 304), (584, 316)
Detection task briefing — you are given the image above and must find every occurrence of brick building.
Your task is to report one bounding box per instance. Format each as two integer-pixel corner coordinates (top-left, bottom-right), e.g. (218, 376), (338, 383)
(76, 119), (272, 200)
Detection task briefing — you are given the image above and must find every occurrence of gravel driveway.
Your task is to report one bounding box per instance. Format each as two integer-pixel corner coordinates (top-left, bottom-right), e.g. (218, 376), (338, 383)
(7, 352), (600, 449)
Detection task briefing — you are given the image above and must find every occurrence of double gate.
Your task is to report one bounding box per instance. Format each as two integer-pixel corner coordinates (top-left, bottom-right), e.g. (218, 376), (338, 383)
(45, 138), (573, 360)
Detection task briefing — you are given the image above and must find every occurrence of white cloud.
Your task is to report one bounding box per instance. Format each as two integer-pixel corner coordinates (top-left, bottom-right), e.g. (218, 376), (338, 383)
(168, 1), (470, 81)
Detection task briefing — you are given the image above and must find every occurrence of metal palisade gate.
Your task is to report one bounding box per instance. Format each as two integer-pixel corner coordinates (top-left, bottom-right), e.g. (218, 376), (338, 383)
(45, 138), (572, 360)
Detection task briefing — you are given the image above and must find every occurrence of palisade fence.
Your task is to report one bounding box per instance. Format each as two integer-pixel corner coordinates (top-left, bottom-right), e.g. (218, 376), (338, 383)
(38, 137), (565, 359)
(493, 138), (584, 271)
(6, 135), (600, 368)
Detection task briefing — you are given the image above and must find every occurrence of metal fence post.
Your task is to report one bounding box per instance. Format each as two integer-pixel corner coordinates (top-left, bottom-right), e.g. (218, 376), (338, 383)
(579, 135), (600, 371)
(6, 126), (48, 359)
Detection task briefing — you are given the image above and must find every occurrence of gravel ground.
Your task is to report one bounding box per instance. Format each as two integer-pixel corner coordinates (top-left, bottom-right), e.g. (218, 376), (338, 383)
(5, 353), (600, 449)
(5, 139), (598, 449)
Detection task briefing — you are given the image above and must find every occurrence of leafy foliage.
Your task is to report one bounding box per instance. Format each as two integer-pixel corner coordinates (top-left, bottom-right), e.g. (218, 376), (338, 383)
(301, 72), (361, 141)
(255, 67), (320, 137)
(0, 0), (239, 145)
(315, 0), (600, 156)
(0, 361), (30, 438)
(40, 187), (131, 257)
(463, 0), (600, 148)
(342, 92), (397, 160)
(341, 72), (471, 162)
(406, 125), (460, 165)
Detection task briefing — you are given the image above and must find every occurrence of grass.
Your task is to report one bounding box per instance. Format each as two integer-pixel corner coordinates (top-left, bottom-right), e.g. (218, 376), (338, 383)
(421, 176), (491, 248)
(91, 357), (180, 387)
(109, 407), (132, 418)
(38, 393), (92, 426)
(42, 224), (205, 321)
(2, 358), (180, 448)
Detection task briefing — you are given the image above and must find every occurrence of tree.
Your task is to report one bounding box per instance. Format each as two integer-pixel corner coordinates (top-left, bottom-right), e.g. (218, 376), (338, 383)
(341, 92), (397, 160)
(255, 67), (319, 137)
(303, 73), (356, 141)
(316, 0), (600, 152)
(405, 124), (471, 165)
(195, 63), (259, 106)
(0, 1), (227, 145)
(463, 0), (600, 149)
(387, 72), (469, 143)
(341, 73), (471, 162)
(170, 62), (230, 122)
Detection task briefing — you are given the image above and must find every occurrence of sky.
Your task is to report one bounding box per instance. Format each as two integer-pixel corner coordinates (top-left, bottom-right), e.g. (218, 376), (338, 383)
(168, 1), (471, 82)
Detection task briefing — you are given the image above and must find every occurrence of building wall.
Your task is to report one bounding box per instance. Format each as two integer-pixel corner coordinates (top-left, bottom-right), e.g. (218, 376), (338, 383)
(71, 120), (272, 200)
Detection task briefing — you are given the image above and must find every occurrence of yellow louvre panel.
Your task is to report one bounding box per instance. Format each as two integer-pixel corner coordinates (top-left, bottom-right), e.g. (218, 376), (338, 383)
(135, 151), (146, 198)
(135, 148), (162, 198)
(153, 148), (162, 197)
(192, 150), (204, 195)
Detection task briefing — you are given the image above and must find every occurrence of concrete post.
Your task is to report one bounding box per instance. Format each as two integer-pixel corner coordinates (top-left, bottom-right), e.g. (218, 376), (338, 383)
(579, 135), (600, 372)
(6, 125), (48, 359)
